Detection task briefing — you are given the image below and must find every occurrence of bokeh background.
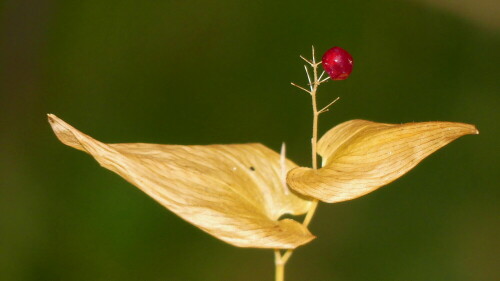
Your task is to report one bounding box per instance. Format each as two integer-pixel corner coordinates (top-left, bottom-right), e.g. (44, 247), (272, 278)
(1, 0), (499, 280)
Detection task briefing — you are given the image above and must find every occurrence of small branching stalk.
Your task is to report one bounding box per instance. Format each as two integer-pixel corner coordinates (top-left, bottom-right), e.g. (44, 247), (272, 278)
(274, 46), (340, 281)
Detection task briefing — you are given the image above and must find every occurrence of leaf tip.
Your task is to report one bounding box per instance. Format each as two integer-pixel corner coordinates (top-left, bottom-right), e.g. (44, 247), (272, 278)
(473, 126), (479, 135)
(47, 114), (68, 136)
(459, 122), (479, 136)
(47, 114), (87, 152)
(47, 113), (56, 123)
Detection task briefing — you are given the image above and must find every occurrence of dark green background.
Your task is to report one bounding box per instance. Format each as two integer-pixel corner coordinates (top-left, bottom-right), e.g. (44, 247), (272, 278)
(1, 0), (498, 280)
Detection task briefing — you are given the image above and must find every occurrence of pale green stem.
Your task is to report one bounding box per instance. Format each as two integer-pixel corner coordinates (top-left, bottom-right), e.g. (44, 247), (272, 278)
(274, 250), (284, 281)
(275, 47), (327, 281)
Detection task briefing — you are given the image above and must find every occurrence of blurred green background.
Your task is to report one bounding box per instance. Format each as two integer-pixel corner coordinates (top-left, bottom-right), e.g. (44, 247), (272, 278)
(1, 0), (499, 280)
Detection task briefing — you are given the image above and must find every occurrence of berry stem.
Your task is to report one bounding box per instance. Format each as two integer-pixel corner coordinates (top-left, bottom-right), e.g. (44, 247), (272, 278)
(311, 46), (320, 170)
(276, 46), (338, 281)
(303, 45), (322, 233)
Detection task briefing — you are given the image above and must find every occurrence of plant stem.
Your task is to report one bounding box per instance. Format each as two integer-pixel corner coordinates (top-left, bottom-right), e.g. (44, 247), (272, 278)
(302, 44), (322, 238)
(305, 45), (322, 230)
(311, 93), (319, 170)
(276, 46), (333, 281)
(311, 46), (320, 171)
(274, 250), (284, 281)
(303, 199), (319, 227)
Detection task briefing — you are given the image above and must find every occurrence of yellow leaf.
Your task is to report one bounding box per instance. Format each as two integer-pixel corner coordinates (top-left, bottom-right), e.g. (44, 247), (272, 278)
(48, 114), (313, 249)
(287, 120), (478, 203)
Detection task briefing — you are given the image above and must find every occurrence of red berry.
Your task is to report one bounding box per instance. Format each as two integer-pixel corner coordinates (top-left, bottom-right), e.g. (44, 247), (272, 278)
(322, 47), (353, 80)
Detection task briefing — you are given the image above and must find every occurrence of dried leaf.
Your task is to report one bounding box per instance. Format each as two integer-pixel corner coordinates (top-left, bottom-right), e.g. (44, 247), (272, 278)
(287, 120), (478, 203)
(48, 114), (313, 249)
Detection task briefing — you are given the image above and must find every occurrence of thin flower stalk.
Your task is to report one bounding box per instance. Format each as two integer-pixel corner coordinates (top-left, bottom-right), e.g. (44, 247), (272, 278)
(278, 46), (339, 280)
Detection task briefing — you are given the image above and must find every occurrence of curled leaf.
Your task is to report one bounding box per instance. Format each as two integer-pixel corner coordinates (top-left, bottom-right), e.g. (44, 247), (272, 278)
(48, 114), (313, 249)
(287, 120), (478, 203)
